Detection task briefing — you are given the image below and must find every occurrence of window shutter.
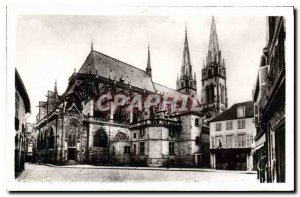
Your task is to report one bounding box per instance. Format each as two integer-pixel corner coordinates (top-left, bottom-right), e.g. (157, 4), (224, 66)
(246, 134), (250, 147)
(222, 136), (226, 148)
(172, 142), (176, 154)
(233, 134), (238, 148)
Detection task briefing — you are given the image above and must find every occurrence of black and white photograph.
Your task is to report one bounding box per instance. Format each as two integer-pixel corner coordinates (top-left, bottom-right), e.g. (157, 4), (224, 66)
(3, 4), (294, 192)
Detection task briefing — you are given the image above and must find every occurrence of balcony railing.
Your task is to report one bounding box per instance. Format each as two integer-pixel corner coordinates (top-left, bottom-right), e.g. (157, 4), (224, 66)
(129, 118), (181, 129)
(83, 115), (129, 125)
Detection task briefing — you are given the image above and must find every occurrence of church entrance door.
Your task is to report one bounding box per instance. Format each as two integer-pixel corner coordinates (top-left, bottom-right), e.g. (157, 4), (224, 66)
(68, 148), (76, 160)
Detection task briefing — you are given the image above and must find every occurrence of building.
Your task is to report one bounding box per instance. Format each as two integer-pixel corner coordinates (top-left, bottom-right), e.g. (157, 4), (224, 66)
(15, 69), (31, 177)
(253, 16), (285, 183)
(32, 17), (225, 168)
(209, 101), (255, 171)
(200, 16), (228, 122)
(25, 123), (35, 162)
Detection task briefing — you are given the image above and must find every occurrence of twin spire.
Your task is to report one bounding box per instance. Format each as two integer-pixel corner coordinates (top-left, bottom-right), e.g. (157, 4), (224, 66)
(181, 24), (193, 78)
(208, 16), (219, 54)
(89, 17), (220, 81)
(206, 16), (223, 65)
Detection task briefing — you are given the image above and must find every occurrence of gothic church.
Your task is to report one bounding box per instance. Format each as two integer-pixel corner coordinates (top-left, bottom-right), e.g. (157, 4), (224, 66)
(32, 17), (227, 167)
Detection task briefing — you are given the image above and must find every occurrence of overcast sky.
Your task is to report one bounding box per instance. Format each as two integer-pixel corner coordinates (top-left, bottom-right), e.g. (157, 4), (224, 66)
(16, 15), (266, 123)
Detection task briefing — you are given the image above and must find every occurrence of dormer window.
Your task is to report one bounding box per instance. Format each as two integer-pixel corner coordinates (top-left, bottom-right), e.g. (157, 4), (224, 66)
(237, 106), (245, 118)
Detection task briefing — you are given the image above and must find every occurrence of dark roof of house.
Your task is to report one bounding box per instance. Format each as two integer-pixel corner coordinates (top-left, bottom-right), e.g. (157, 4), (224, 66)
(210, 101), (254, 122)
(78, 50), (156, 92)
(15, 69), (31, 113)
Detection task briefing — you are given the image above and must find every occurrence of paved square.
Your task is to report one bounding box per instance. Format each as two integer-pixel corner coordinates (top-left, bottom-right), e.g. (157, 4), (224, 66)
(18, 163), (258, 184)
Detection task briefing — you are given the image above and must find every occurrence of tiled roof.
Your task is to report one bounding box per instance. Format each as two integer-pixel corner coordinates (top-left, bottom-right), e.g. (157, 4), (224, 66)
(210, 101), (254, 122)
(78, 50), (156, 92)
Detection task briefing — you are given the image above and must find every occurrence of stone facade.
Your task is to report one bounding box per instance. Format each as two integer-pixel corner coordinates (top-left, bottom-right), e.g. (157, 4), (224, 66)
(253, 16), (286, 183)
(210, 101), (256, 171)
(15, 69), (31, 177)
(32, 17), (227, 168)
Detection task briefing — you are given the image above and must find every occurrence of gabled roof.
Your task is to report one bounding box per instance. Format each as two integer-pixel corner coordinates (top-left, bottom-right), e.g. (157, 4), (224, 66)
(78, 50), (156, 92)
(210, 101), (254, 122)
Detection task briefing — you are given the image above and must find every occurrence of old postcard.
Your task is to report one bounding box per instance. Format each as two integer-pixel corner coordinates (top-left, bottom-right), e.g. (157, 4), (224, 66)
(6, 5), (294, 191)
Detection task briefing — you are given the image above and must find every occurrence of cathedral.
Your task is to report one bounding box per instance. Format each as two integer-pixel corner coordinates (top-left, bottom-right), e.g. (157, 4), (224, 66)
(32, 17), (227, 167)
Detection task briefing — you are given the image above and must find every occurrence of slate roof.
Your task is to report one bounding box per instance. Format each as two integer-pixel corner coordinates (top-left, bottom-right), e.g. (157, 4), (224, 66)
(210, 101), (254, 122)
(78, 50), (156, 92)
(153, 82), (187, 98)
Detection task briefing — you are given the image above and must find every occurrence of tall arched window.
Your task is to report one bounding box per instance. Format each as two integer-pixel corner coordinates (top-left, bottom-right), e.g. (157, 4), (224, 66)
(208, 69), (212, 78)
(49, 128), (55, 149)
(206, 86), (210, 103)
(67, 123), (78, 147)
(37, 132), (41, 150)
(210, 84), (214, 102)
(221, 85), (225, 104)
(38, 132), (43, 150)
(94, 129), (108, 147)
(43, 131), (47, 149)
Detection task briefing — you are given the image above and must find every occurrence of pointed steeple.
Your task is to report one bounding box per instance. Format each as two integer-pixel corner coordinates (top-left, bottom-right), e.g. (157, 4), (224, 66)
(207, 16), (221, 65)
(177, 24), (197, 95)
(54, 80), (57, 94)
(91, 40), (94, 51)
(208, 16), (219, 53)
(146, 45), (152, 77)
(181, 24), (192, 78)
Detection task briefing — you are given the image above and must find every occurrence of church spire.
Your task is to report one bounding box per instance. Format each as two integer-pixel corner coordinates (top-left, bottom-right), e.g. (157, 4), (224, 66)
(176, 24), (196, 95)
(208, 16), (219, 53)
(54, 80), (57, 94)
(146, 44), (152, 77)
(207, 16), (221, 64)
(181, 24), (192, 78)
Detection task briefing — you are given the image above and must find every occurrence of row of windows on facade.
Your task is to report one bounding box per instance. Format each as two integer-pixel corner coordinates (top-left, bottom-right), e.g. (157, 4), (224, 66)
(112, 142), (176, 155)
(132, 127), (183, 139)
(211, 134), (253, 149)
(215, 119), (246, 131)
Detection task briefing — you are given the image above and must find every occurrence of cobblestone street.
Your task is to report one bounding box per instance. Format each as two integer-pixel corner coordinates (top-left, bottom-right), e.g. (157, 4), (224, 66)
(18, 163), (258, 184)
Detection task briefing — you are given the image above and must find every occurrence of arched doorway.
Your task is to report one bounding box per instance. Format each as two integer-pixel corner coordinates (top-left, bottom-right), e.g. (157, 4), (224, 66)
(66, 123), (79, 161)
(93, 129), (108, 164)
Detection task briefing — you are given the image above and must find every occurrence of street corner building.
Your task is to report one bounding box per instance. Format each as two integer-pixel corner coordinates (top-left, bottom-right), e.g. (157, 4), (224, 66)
(15, 69), (31, 178)
(31, 17), (228, 168)
(209, 101), (256, 171)
(252, 16), (286, 183)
